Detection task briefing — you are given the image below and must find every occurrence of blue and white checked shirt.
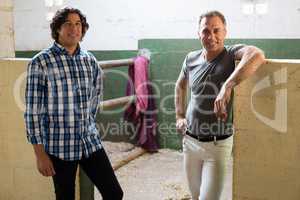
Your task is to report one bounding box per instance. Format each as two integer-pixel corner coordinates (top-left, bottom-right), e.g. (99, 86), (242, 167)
(24, 42), (103, 161)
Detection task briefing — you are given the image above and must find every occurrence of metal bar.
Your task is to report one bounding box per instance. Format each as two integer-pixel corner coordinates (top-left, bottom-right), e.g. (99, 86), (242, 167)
(98, 58), (135, 69)
(100, 95), (135, 110)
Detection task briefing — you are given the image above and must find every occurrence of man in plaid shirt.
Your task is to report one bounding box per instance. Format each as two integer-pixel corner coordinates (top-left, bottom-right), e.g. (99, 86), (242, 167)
(24, 7), (123, 200)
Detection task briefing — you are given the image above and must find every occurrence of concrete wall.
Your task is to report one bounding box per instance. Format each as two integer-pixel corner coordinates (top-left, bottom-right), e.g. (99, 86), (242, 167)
(0, 0), (15, 57)
(13, 0), (300, 51)
(0, 59), (80, 200)
(0, 58), (54, 199)
(233, 60), (300, 200)
(1, 58), (299, 199)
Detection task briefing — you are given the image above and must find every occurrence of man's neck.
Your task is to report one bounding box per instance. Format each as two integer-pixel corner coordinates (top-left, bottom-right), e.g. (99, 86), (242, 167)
(202, 47), (224, 62)
(64, 45), (78, 56)
(57, 41), (79, 56)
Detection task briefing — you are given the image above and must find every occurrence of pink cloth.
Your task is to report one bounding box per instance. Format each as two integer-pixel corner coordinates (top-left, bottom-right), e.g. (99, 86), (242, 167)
(124, 56), (158, 151)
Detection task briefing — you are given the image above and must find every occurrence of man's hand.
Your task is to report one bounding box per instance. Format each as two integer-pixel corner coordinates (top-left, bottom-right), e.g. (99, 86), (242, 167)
(33, 145), (56, 177)
(176, 118), (187, 134)
(214, 84), (233, 122)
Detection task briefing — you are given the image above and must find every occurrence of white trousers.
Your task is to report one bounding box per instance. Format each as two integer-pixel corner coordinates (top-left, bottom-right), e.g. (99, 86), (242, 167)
(183, 134), (233, 200)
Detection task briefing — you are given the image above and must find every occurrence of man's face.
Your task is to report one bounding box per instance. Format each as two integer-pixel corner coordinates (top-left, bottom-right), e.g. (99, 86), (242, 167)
(198, 16), (227, 52)
(57, 13), (83, 48)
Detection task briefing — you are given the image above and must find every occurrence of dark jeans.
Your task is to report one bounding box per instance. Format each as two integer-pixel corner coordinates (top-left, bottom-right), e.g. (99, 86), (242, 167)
(49, 148), (123, 200)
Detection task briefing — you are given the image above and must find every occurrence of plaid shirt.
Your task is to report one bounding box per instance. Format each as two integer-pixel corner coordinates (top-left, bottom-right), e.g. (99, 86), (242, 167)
(24, 42), (103, 161)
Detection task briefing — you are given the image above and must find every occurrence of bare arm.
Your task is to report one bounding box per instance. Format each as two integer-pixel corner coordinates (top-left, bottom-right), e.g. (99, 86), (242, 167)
(214, 46), (266, 120)
(225, 45), (265, 88)
(175, 72), (188, 133)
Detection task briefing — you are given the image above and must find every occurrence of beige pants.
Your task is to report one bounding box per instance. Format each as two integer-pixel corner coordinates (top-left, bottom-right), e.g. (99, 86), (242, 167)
(183, 134), (233, 200)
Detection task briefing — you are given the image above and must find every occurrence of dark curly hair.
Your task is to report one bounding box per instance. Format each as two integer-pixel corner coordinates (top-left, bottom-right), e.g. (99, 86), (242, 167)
(50, 7), (89, 42)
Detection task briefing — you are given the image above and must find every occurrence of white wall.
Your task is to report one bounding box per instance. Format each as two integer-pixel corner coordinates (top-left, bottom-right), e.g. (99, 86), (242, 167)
(14, 0), (300, 51)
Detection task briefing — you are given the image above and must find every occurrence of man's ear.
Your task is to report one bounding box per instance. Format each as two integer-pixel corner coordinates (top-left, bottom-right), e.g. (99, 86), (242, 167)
(57, 28), (61, 36)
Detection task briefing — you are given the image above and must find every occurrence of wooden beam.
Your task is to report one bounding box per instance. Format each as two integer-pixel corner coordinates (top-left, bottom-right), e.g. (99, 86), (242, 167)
(112, 148), (147, 171)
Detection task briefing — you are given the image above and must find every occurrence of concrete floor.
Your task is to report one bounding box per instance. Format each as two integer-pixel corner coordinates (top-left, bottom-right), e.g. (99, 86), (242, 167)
(95, 143), (232, 200)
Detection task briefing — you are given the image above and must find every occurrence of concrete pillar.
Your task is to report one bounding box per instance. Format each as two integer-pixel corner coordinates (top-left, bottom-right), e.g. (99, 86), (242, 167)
(233, 60), (300, 200)
(0, 59), (81, 200)
(0, 0), (15, 58)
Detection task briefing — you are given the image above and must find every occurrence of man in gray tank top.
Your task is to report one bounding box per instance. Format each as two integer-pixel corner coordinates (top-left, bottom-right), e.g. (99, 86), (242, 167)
(175, 11), (265, 200)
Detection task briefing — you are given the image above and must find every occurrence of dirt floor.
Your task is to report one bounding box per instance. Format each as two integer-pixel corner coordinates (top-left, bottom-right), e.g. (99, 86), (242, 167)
(95, 142), (232, 200)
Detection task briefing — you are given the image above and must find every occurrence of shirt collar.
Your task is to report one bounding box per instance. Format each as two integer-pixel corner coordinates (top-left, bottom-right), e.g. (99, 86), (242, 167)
(52, 42), (82, 56)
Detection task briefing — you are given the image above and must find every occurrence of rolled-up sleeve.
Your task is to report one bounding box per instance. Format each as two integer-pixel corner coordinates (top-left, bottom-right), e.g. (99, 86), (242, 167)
(24, 60), (46, 144)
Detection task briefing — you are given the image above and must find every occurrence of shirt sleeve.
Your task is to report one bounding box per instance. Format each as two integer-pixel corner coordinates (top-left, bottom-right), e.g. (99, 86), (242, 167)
(180, 55), (189, 79)
(227, 44), (245, 57)
(24, 59), (46, 144)
(90, 55), (103, 119)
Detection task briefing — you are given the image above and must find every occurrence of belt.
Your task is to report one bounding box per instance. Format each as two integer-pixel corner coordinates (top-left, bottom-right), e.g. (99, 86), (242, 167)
(185, 130), (232, 143)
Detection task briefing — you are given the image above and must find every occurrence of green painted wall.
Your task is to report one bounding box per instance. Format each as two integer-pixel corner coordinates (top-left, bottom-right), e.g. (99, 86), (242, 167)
(16, 39), (300, 200)
(138, 39), (300, 149)
(16, 39), (300, 150)
(91, 51), (138, 143)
